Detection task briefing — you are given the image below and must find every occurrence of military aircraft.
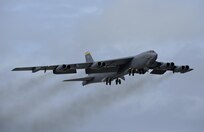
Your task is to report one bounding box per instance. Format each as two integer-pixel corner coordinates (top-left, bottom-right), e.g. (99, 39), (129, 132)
(12, 50), (193, 86)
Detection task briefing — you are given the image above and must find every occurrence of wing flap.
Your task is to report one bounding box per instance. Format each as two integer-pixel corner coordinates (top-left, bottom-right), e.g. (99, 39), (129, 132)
(12, 67), (34, 71)
(150, 69), (166, 75)
(12, 66), (58, 72)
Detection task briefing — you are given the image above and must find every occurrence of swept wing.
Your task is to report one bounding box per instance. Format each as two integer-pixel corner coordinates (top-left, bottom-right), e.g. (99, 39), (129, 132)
(12, 57), (133, 74)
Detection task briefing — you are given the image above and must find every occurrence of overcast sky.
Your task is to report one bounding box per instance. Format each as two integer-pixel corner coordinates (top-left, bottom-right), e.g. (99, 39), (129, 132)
(0, 0), (204, 132)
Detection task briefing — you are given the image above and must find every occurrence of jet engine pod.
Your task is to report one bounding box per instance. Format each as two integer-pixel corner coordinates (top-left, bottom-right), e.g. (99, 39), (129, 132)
(181, 65), (189, 70)
(170, 62), (175, 67)
(174, 66), (183, 73)
(56, 64), (71, 71)
(53, 64), (76, 74)
(185, 65), (189, 70)
(98, 62), (106, 67)
(92, 62), (106, 68)
(102, 62), (106, 67)
(174, 65), (190, 73)
(58, 64), (66, 71)
(160, 62), (174, 70)
(98, 62), (102, 67)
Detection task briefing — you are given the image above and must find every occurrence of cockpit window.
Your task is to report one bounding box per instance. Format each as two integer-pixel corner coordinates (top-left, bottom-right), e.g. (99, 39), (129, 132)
(148, 50), (155, 53)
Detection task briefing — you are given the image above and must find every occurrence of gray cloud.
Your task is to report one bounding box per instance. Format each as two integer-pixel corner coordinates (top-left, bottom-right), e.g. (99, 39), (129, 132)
(4, 74), (170, 132)
(76, 0), (204, 53)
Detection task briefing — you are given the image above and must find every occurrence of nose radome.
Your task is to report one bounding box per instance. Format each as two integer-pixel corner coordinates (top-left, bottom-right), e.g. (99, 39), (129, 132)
(149, 50), (158, 60)
(153, 52), (158, 60)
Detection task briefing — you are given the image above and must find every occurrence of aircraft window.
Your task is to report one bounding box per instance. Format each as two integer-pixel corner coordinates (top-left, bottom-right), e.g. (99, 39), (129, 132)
(149, 50), (155, 53)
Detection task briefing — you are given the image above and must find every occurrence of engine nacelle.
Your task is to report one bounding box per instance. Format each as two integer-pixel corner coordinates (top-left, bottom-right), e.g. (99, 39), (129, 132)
(91, 62), (106, 68)
(53, 64), (75, 74)
(56, 64), (71, 71)
(174, 65), (189, 73)
(160, 62), (174, 70)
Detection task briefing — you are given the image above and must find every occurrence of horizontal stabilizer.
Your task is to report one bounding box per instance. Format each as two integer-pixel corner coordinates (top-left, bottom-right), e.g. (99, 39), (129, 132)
(63, 77), (93, 82)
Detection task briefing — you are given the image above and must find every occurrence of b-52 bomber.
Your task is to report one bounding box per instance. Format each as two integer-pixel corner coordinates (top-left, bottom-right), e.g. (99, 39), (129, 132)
(12, 50), (193, 86)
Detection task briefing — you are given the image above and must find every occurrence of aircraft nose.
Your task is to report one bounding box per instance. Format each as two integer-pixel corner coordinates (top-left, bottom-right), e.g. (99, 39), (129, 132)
(154, 52), (158, 58)
(153, 52), (158, 60)
(150, 51), (158, 61)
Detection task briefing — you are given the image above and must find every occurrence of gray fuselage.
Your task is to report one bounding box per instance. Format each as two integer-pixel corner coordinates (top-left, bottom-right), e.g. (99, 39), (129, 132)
(82, 50), (157, 86)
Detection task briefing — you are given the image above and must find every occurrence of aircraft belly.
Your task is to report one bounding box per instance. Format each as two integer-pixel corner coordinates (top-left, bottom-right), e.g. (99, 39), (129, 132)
(90, 73), (115, 83)
(131, 57), (148, 69)
(92, 77), (103, 83)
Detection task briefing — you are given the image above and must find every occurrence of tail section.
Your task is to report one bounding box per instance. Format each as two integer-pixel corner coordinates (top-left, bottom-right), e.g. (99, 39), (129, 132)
(85, 51), (94, 63)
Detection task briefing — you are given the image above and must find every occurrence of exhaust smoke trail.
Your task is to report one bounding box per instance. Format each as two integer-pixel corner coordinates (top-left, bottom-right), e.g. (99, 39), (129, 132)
(27, 73), (172, 132)
(0, 73), (52, 100)
(0, 72), (85, 130)
(0, 73), (52, 117)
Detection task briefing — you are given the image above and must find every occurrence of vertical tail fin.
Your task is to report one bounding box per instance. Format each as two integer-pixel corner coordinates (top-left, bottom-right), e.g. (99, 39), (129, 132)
(85, 51), (94, 63)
